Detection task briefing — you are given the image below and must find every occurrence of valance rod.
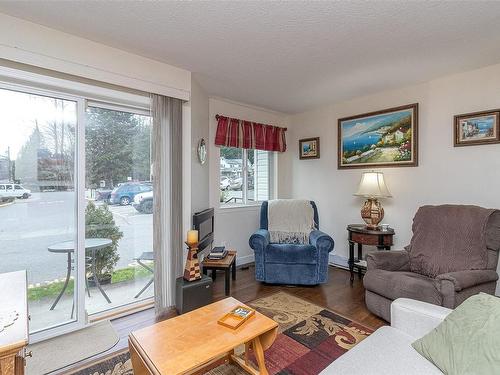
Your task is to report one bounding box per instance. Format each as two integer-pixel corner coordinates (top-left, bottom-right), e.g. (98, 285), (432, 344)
(215, 114), (287, 131)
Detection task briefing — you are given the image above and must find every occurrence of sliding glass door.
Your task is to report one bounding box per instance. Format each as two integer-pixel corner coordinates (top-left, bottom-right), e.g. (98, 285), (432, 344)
(0, 86), (80, 333)
(85, 106), (154, 315)
(0, 82), (153, 339)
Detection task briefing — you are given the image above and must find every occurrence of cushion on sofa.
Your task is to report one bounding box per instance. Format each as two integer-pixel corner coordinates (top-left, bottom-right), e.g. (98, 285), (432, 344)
(266, 243), (318, 264)
(412, 293), (500, 375)
(363, 269), (442, 305)
(320, 326), (442, 375)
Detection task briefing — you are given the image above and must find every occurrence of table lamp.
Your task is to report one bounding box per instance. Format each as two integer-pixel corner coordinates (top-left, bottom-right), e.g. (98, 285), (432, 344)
(354, 171), (392, 229)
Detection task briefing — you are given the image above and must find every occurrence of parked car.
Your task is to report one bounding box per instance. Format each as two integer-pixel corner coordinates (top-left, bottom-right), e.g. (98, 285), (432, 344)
(95, 189), (112, 202)
(109, 183), (152, 206)
(220, 176), (231, 190)
(133, 191), (153, 214)
(0, 183), (31, 199)
(230, 177), (243, 190)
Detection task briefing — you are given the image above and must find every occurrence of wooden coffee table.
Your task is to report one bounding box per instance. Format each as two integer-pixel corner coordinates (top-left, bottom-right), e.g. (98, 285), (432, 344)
(129, 297), (278, 375)
(202, 250), (236, 296)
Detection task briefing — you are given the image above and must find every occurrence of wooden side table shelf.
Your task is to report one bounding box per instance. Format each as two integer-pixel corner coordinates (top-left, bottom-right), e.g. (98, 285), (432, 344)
(202, 250), (237, 296)
(347, 224), (395, 284)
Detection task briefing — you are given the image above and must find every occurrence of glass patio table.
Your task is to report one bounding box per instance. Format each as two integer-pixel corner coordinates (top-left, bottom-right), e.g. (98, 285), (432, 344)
(48, 238), (113, 311)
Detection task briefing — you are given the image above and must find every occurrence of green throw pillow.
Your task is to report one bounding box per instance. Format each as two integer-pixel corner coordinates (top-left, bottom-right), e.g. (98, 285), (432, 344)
(412, 293), (500, 375)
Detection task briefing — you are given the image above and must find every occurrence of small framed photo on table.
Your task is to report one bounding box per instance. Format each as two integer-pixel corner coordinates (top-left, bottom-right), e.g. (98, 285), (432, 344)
(299, 137), (320, 159)
(454, 109), (500, 147)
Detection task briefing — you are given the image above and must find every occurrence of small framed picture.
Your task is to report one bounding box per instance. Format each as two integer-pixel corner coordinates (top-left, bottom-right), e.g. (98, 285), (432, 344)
(454, 110), (500, 147)
(299, 137), (320, 159)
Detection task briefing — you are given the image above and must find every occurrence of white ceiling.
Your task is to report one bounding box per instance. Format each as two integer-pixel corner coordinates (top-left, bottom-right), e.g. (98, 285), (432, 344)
(1, 1), (500, 113)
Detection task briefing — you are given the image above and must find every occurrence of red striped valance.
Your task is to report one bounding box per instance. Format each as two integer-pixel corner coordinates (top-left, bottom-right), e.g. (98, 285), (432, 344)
(214, 115), (287, 152)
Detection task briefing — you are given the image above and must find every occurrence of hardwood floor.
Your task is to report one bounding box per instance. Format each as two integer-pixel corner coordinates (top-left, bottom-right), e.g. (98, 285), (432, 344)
(61, 265), (385, 374)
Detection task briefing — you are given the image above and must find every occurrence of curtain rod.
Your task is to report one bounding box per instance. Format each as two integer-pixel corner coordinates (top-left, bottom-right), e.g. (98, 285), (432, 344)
(215, 114), (287, 131)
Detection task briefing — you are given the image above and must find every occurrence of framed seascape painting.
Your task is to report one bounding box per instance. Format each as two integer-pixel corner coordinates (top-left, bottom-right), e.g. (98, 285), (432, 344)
(454, 109), (500, 147)
(299, 137), (320, 159)
(338, 103), (418, 169)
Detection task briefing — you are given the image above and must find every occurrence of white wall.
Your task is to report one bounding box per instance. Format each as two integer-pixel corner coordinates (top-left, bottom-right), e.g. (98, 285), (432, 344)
(191, 79), (210, 214)
(281, 62), (500, 294)
(209, 97), (288, 265)
(0, 13), (190, 100)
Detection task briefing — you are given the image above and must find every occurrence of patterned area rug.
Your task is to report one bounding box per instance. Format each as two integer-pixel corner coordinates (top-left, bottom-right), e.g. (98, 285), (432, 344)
(71, 292), (373, 375)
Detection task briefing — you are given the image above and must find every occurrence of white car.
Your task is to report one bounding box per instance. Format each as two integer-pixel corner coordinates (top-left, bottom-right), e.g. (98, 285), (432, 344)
(133, 190), (153, 214)
(220, 177), (230, 190)
(0, 183), (31, 199)
(230, 177), (243, 190)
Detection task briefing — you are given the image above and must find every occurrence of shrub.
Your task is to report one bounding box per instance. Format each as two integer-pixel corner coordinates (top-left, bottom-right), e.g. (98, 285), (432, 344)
(85, 202), (123, 281)
(0, 197), (15, 205)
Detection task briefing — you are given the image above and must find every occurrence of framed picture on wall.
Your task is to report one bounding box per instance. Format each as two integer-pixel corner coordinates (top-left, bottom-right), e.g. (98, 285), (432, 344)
(338, 103), (418, 169)
(454, 109), (500, 147)
(299, 137), (320, 159)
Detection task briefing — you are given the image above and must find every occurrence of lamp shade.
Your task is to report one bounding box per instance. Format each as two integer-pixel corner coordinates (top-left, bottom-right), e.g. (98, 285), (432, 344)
(354, 172), (392, 198)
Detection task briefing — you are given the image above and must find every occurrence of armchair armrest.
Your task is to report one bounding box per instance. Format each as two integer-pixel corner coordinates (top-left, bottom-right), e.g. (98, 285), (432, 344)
(435, 269), (498, 292)
(391, 298), (452, 339)
(366, 250), (410, 271)
(309, 230), (334, 253)
(249, 229), (270, 251)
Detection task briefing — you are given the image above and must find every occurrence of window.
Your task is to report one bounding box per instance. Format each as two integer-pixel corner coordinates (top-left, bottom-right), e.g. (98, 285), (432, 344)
(220, 147), (274, 207)
(0, 86), (78, 333)
(85, 105), (153, 315)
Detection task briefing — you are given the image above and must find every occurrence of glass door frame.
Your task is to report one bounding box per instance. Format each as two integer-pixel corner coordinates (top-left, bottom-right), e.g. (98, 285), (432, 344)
(0, 81), (87, 343)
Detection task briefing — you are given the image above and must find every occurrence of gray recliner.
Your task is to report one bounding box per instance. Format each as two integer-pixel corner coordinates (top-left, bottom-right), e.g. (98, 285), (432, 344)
(363, 205), (500, 322)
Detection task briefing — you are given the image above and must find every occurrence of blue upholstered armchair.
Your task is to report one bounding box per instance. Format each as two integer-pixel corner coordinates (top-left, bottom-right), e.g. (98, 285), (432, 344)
(249, 201), (334, 285)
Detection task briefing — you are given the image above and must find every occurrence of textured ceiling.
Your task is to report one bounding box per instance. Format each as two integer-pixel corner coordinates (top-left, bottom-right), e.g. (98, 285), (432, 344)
(1, 1), (500, 113)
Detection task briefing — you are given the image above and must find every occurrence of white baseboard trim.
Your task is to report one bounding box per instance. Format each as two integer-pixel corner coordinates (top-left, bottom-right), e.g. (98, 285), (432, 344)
(236, 253), (254, 267)
(329, 253), (349, 270)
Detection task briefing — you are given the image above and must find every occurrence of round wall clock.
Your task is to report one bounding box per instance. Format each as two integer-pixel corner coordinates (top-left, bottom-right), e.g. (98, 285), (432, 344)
(197, 138), (207, 165)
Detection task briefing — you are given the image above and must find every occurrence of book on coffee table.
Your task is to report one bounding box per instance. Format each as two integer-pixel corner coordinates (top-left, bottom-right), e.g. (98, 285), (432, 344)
(218, 305), (255, 329)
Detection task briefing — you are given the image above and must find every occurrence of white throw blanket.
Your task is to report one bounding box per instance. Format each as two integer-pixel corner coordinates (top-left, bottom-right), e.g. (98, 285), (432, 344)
(268, 199), (316, 244)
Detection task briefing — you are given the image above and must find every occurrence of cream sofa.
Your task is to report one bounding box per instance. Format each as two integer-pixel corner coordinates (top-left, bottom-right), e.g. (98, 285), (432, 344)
(321, 298), (452, 374)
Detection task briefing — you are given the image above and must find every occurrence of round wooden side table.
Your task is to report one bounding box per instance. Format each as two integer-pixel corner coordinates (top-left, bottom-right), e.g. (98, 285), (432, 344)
(347, 224), (395, 284)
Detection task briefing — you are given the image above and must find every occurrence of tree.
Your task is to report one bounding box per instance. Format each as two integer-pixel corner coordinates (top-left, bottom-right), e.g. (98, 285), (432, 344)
(86, 107), (140, 188)
(15, 125), (42, 185)
(131, 118), (152, 181)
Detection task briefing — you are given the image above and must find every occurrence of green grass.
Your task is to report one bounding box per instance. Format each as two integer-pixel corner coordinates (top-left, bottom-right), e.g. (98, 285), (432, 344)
(27, 263), (153, 301)
(111, 265), (152, 283)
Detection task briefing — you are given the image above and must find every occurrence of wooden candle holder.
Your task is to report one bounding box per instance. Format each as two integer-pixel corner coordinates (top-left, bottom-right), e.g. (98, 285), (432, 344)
(183, 242), (202, 282)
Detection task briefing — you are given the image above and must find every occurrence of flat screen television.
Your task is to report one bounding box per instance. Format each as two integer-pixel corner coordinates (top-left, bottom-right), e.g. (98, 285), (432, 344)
(193, 208), (214, 254)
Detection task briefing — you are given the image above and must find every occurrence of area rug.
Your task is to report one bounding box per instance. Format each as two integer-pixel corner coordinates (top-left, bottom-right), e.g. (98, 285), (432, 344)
(26, 320), (119, 375)
(70, 292), (373, 375)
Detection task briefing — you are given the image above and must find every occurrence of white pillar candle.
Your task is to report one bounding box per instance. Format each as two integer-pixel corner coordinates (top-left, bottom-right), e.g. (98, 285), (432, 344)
(187, 230), (199, 245)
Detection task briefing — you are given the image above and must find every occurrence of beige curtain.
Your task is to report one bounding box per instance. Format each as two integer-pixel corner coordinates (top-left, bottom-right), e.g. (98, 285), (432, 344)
(151, 94), (183, 317)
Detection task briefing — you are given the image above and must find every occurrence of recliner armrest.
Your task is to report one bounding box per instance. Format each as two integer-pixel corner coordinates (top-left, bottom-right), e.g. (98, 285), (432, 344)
(309, 230), (334, 253)
(249, 229), (270, 251)
(366, 250), (410, 271)
(391, 298), (452, 339)
(435, 269), (499, 292)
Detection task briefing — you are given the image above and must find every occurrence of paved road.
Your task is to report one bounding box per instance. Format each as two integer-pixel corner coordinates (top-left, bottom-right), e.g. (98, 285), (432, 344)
(0, 192), (152, 284)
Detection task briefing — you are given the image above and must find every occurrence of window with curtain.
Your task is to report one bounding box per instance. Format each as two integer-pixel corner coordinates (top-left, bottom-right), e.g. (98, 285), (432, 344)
(219, 147), (274, 207)
(215, 114), (284, 208)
